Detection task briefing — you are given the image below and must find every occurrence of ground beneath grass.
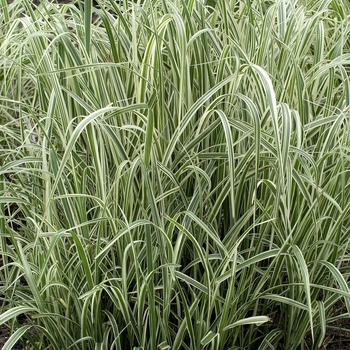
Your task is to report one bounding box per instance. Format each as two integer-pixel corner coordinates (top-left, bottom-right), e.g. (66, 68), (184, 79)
(0, 314), (32, 349)
(304, 301), (350, 349)
(0, 327), (23, 349)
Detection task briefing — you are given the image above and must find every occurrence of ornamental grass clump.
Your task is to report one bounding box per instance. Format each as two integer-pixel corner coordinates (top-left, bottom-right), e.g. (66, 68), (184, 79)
(0, 0), (350, 349)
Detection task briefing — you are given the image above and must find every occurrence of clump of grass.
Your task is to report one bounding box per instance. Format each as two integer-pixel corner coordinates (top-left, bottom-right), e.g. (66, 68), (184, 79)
(0, 0), (350, 349)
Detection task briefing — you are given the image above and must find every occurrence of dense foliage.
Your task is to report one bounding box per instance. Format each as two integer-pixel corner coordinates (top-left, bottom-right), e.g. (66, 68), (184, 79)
(1, 0), (350, 349)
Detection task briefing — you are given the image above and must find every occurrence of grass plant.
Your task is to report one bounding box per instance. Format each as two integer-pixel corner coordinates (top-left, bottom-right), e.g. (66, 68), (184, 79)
(0, 0), (350, 349)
